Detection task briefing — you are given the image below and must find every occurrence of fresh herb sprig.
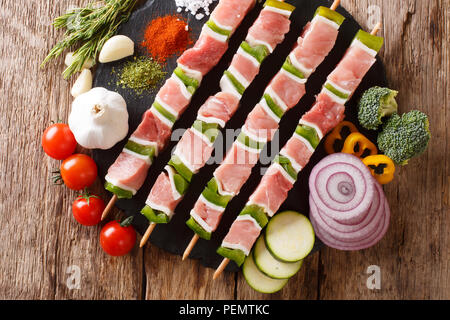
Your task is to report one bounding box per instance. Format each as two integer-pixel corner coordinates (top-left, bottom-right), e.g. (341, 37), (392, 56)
(41, 0), (137, 79)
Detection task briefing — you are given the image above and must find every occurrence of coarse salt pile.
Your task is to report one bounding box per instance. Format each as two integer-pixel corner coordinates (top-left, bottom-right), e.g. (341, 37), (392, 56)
(175, 0), (218, 20)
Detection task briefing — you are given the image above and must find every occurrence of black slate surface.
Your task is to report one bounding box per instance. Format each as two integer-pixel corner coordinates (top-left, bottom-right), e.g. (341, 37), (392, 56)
(93, 0), (387, 272)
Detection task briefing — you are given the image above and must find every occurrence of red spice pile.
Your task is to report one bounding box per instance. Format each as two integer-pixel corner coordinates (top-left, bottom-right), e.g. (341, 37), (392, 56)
(141, 15), (193, 64)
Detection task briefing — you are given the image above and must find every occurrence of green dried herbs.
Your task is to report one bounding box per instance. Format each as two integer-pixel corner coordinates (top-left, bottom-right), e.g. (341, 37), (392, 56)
(114, 56), (166, 94)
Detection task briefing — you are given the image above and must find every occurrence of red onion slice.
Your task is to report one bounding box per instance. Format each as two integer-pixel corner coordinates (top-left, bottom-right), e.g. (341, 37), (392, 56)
(310, 193), (383, 243)
(311, 197), (390, 251)
(310, 181), (384, 236)
(309, 153), (375, 224)
(327, 172), (357, 204)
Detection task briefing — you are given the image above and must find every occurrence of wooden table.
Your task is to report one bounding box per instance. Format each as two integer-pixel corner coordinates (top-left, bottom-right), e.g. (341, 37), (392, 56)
(0, 0), (448, 300)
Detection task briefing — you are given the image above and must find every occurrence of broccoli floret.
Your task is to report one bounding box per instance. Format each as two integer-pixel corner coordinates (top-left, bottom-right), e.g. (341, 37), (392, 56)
(358, 87), (398, 130)
(377, 110), (431, 165)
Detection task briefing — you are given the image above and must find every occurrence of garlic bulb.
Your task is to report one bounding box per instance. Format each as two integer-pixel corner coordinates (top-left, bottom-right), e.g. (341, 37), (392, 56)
(69, 87), (129, 150)
(99, 35), (134, 63)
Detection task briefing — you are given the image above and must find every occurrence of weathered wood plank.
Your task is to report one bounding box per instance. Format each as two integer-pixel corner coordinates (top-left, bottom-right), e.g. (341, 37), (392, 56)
(144, 245), (235, 300)
(0, 0), (448, 300)
(317, 0), (449, 300)
(236, 252), (320, 300)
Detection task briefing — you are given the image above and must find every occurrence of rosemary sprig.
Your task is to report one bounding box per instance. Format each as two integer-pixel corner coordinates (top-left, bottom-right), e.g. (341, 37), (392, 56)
(41, 0), (137, 79)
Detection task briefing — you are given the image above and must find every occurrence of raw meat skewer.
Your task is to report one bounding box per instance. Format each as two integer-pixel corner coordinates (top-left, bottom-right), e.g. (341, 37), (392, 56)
(183, 0), (345, 260)
(101, 0), (257, 220)
(213, 22), (384, 279)
(139, 0), (297, 248)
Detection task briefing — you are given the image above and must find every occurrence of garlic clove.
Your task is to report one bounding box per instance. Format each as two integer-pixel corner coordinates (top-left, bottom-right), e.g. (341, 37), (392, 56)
(65, 52), (95, 69)
(99, 35), (135, 63)
(71, 69), (93, 98)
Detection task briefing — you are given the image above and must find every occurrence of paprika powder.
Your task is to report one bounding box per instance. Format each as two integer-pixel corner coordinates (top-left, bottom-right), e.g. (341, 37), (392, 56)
(141, 15), (193, 63)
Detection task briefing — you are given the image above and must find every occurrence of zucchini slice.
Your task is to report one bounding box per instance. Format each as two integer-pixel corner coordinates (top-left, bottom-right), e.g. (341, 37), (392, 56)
(265, 211), (315, 262)
(253, 236), (302, 280)
(263, 0), (296, 13)
(354, 29), (384, 53)
(243, 253), (288, 294)
(314, 6), (345, 25)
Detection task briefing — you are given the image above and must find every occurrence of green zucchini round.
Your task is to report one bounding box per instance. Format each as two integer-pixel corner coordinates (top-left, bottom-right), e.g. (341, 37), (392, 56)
(265, 211), (315, 262)
(242, 253), (288, 294)
(253, 236), (303, 279)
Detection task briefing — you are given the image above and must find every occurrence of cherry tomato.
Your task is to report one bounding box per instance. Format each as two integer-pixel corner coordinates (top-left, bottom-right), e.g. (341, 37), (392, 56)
(42, 123), (77, 160)
(72, 193), (105, 226)
(100, 218), (136, 256)
(60, 154), (97, 190)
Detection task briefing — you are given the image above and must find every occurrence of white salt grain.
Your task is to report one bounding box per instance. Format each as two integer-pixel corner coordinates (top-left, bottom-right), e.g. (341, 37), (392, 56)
(174, 0), (217, 18)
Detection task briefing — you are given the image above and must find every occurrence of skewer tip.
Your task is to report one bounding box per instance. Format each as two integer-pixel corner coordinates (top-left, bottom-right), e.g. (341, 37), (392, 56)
(101, 194), (118, 221)
(182, 234), (200, 261)
(139, 223), (156, 248)
(213, 258), (230, 280)
(330, 0), (341, 11)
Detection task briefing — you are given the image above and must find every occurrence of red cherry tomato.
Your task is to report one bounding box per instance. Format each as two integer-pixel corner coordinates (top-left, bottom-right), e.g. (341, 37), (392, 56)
(100, 218), (136, 256)
(60, 154), (97, 190)
(72, 193), (105, 226)
(42, 123), (77, 160)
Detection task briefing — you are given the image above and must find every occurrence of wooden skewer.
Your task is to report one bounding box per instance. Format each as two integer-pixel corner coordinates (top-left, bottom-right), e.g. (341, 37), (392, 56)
(139, 223), (156, 248)
(101, 194), (117, 221)
(330, 0), (341, 11)
(183, 2), (345, 263)
(208, 1), (344, 279)
(182, 234), (199, 261)
(212, 21), (384, 281)
(213, 258), (230, 280)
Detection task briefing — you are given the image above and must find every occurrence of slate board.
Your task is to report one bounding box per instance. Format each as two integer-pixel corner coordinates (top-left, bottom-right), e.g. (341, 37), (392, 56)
(93, 0), (387, 272)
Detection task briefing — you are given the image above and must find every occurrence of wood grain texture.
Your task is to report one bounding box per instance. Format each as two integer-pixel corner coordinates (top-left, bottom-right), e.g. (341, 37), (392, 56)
(236, 252), (320, 300)
(0, 0), (143, 300)
(0, 0), (448, 300)
(317, 0), (450, 300)
(144, 245), (235, 300)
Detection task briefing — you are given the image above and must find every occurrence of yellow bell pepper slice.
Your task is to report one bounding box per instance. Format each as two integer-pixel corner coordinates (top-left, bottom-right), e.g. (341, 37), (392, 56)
(324, 121), (359, 154)
(363, 155), (396, 184)
(342, 132), (378, 158)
